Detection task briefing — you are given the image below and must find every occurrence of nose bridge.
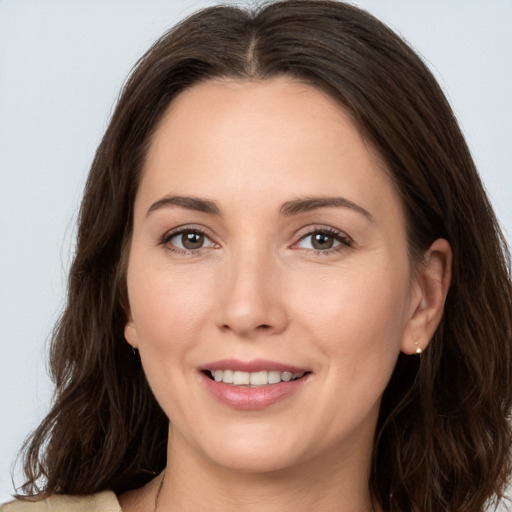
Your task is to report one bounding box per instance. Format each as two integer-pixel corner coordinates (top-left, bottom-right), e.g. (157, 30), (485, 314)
(217, 238), (287, 337)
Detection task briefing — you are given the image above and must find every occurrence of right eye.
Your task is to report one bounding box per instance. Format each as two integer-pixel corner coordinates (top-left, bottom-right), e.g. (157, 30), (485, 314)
(163, 229), (216, 252)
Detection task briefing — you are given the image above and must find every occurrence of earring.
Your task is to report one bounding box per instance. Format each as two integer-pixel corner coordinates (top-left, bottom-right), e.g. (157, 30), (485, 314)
(131, 346), (139, 357)
(415, 341), (422, 355)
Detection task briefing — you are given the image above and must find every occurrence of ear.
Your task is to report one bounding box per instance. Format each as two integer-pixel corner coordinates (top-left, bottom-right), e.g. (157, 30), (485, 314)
(124, 314), (139, 349)
(401, 238), (452, 355)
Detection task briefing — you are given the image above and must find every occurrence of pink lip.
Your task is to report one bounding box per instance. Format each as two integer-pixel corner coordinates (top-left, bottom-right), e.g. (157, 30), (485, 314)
(199, 359), (311, 411)
(203, 358), (309, 373)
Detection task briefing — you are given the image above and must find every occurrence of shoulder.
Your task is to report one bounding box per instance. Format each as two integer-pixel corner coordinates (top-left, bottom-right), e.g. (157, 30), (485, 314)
(0, 491), (122, 512)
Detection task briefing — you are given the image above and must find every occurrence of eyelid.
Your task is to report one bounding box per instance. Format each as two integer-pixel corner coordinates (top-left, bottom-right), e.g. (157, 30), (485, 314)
(158, 223), (352, 255)
(294, 224), (351, 241)
(291, 225), (353, 252)
(159, 224), (219, 252)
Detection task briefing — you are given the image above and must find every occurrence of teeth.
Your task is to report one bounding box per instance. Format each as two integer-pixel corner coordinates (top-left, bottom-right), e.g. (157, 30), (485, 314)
(233, 371), (250, 385)
(222, 369), (234, 383)
(249, 371), (268, 386)
(268, 370), (281, 384)
(209, 369), (306, 386)
(281, 371), (292, 382)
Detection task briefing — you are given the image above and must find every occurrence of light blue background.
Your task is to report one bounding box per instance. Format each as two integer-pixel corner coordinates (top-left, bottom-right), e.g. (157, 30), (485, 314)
(1, 0), (511, 505)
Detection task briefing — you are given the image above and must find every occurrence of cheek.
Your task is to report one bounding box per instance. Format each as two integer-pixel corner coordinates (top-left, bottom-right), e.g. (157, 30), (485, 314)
(126, 257), (214, 353)
(125, 258), (216, 418)
(294, 257), (411, 364)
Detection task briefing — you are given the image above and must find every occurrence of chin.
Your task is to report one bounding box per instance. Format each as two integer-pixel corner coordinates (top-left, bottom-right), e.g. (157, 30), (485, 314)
(208, 448), (302, 475)
(193, 427), (307, 474)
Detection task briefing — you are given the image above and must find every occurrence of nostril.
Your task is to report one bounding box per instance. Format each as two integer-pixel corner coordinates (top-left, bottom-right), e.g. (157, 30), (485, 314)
(220, 323), (271, 332)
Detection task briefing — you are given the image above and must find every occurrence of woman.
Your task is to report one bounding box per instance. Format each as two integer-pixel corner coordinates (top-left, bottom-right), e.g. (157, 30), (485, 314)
(2, 1), (511, 511)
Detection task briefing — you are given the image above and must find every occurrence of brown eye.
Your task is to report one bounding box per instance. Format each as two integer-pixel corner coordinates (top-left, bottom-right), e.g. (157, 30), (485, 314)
(167, 230), (212, 251)
(295, 228), (349, 253)
(311, 232), (335, 250)
(182, 232), (204, 249)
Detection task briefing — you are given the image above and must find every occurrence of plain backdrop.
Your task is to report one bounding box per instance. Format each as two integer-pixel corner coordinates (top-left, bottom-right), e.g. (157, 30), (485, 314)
(1, 0), (511, 506)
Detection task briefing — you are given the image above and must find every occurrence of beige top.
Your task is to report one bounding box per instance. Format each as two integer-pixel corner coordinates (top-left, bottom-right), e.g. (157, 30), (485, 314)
(0, 491), (122, 511)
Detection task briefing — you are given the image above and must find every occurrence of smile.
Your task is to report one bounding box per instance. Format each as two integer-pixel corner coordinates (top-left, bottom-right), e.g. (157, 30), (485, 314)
(207, 369), (306, 386)
(200, 359), (311, 409)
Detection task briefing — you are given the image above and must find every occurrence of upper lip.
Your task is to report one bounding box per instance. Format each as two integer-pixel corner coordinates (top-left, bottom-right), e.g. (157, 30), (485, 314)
(202, 358), (310, 373)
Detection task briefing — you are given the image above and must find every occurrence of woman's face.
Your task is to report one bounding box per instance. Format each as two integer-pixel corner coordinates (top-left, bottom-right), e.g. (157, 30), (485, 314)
(125, 78), (423, 474)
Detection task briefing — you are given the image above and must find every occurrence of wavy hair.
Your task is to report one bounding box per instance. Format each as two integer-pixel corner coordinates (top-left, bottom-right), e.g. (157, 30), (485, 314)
(18, 1), (512, 510)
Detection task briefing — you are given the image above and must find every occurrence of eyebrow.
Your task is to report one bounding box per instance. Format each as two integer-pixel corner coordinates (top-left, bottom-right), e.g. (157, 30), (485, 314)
(146, 195), (222, 217)
(146, 194), (373, 221)
(280, 196), (373, 221)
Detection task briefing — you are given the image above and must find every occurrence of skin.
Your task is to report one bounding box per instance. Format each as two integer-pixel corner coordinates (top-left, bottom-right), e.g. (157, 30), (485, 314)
(121, 78), (451, 512)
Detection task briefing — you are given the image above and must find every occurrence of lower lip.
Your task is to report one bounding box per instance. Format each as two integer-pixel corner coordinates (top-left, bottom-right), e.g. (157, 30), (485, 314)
(200, 372), (309, 410)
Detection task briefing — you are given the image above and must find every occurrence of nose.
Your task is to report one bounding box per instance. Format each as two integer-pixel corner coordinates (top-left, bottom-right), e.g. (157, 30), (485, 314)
(215, 247), (288, 339)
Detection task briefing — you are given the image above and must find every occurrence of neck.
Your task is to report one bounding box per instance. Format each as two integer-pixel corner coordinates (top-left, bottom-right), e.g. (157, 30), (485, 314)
(156, 426), (379, 512)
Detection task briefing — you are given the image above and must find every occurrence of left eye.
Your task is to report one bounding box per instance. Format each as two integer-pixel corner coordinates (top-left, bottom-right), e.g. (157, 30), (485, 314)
(168, 230), (214, 250)
(296, 231), (347, 251)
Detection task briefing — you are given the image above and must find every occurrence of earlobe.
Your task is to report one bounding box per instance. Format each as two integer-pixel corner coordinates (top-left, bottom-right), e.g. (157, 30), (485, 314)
(401, 238), (452, 355)
(124, 318), (138, 349)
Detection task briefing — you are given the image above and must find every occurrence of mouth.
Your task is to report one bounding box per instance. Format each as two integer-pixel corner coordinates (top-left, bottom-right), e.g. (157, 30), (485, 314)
(199, 359), (312, 409)
(203, 369), (309, 387)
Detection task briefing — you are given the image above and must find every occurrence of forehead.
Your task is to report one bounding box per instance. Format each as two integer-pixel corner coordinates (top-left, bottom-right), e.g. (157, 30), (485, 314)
(145, 77), (371, 168)
(137, 77), (402, 223)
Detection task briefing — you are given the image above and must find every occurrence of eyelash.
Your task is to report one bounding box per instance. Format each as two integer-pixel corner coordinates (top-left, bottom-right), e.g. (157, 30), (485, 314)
(293, 226), (352, 256)
(159, 226), (215, 256)
(159, 226), (352, 256)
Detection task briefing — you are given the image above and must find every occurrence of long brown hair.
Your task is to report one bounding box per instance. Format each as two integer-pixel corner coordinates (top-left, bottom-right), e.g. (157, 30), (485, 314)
(18, 1), (512, 510)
